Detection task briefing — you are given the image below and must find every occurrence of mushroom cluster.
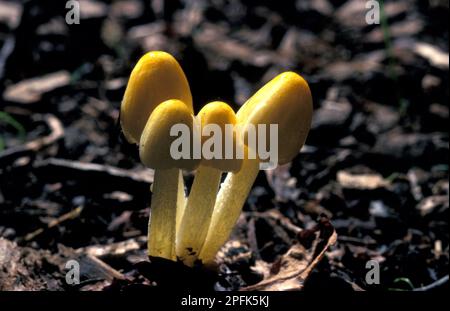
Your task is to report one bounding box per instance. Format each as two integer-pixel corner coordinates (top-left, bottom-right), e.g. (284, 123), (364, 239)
(120, 51), (313, 267)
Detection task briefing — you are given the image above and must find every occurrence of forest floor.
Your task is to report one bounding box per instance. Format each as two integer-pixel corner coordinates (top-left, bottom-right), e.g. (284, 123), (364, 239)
(0, 0), (448, 291)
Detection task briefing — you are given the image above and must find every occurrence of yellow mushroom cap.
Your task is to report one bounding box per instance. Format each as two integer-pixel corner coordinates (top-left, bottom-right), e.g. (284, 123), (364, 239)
(140, 99), (199, 171)
(197, 101), (243, 172)
(236, 71), (313, 165)
(121, 51), (193, 144)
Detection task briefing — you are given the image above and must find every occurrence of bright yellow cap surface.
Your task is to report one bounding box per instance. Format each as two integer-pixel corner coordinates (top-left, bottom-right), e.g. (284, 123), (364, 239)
(237, 72), (313, 165)
(139, 99), (199, 170)
(197, 101), (242, 172)
(121, 51), (193, 144)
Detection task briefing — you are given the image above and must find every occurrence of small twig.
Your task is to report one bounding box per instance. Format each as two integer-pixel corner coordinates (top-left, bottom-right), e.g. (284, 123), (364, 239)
(0, 114), (64, 164)
(36, 158), (153, 183)
(34, 158), (153, 195)
(413, 275), (449, 291)
(23, 206), (84, 241)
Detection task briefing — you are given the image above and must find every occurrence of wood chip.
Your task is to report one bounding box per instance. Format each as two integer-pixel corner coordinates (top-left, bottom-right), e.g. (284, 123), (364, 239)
(76, 236), (146, 258)
(0, 0), (22, 29)
(80, 0), (108, 20)
(337, 171), (389, 190)
(3, 71), (71, 104)
(414, 42), (449, 70)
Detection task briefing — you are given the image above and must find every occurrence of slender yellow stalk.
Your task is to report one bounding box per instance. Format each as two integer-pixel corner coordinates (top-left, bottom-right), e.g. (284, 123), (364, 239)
(176, 166), (222, 266)
(175, 171), (186, 232)
(141, 100), (199, 261)
(176, 101), (240, 266)
(198, 157), (260, 266)
(148, 168), (180, 260)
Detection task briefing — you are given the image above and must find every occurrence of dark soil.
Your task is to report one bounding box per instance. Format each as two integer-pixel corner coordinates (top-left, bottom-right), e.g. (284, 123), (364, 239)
(0, 0), (448, 291)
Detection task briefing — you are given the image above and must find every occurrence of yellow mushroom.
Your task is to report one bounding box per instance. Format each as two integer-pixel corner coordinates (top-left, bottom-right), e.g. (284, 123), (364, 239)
(140, 99), (199, 260)
(121, 51), (193, 144)
(176, 101), (242, 266)
(120, 51), (195, 260)
(198, 72), (313, 266)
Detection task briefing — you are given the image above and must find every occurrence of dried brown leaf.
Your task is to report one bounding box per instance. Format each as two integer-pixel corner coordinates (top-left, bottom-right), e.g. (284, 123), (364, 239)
(241, 221), (337, 291)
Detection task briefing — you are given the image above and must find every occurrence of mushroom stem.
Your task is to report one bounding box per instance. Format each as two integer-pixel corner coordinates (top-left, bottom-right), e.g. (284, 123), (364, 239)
(175, 171), (186, 232)
(198, 157), (260, 266)
(148, 168), (182, 260)
(176, 166), (222, 266)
